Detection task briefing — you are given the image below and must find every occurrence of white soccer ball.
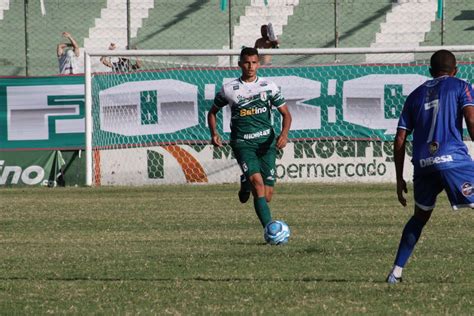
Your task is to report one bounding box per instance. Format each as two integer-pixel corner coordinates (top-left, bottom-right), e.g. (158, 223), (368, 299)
(264, 220), (290, 245)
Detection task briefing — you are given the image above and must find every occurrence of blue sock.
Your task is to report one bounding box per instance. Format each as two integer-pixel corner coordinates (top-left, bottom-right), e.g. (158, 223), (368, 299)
(394, 216), (426, 268)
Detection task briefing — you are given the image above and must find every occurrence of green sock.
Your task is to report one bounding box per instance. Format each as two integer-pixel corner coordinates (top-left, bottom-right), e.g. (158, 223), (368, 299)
(253, 197), (272, 227)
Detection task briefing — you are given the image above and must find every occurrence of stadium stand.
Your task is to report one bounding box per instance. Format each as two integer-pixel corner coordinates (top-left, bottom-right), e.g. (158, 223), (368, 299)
(132, 0), (250, 67)
(424, 0), (474, 46)
(0, 0), (25, 76)
(0, 0), (9, 20)
(278, 0), (334, 50)
(0, 0), (105, 76)
(82, 0), (154, 72)
(279, 0), (393, 49)
(135, 0), (242, 50)
(274, 0), (396, 64)
(84, 0), (154, 49)
(338, 0), (395, 49)
(1, 0), (474, 76)
(27, 0), (106, 75)
(232, 0), (297, 49)
(367, 0), (438, 63)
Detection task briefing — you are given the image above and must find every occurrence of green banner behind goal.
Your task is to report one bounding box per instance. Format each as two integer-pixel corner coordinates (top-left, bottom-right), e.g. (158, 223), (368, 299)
(85, 47), (474, 186)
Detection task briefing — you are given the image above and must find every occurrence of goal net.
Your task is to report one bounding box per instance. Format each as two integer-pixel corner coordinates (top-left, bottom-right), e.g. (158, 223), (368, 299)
(84, 46), (474, 186)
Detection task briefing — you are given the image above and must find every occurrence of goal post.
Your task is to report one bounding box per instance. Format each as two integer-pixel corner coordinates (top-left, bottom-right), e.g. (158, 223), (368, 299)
(84, 46), (474, 187)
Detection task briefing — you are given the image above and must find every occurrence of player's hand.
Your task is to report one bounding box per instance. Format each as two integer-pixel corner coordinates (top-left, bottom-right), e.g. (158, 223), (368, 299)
(211, 134), (223, 147)
(396, 178), (408, 207)
(276, 133), (288, 149)
(62, 32), (71, 38)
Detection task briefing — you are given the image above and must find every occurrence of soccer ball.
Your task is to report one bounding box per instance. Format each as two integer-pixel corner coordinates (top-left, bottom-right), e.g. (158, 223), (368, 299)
(264, 220), (290, 245)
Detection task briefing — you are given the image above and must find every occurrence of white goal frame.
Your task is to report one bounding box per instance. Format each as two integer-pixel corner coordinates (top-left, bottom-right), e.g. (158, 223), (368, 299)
(84, 45), (474, 186)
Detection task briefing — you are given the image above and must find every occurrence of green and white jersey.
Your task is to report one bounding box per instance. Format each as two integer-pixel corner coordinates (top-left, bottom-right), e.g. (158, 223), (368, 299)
(213, 76), (286, 144)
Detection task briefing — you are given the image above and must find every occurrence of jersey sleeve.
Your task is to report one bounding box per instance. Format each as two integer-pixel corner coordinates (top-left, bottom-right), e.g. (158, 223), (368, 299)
(397, 95), (414, 132)
(459, 81), (474, 109)
(269, 83), (286, 108)
(213, 86), (228, 108)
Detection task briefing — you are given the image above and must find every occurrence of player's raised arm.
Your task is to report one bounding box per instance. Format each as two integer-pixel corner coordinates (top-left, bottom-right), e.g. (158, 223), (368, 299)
(207, 104), (222, 147)
(276, 104), (292, 149)
(464, 106), (474, 141)
(394, 128), (409, 207)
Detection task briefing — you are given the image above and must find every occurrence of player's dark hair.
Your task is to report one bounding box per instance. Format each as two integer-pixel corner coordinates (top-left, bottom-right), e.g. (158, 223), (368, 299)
(240, 47), (259, 61)
(430, 50), (456, 75)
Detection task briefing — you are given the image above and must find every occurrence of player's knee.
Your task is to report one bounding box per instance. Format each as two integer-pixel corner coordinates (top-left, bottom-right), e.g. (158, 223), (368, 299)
(251, 180), (264, 190)
(414, 206), (432, 224)
(250, 176), (264, 188)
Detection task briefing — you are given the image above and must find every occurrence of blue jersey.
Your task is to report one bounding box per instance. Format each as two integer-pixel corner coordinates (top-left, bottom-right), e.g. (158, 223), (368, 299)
(398, 75), (474, 175)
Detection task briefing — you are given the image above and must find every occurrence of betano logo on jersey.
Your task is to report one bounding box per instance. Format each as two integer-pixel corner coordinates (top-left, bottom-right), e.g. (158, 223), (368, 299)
(240, 106), (268, 117)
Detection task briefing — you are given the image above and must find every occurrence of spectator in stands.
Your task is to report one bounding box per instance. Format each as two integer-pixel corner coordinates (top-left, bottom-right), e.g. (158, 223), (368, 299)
(57, 32), (80, 74)
(254, 24), (279, 66)
(100, 43), (142, 72)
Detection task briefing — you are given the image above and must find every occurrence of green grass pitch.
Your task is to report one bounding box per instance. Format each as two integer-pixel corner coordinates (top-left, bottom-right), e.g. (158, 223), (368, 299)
(1, 183), (473, 314)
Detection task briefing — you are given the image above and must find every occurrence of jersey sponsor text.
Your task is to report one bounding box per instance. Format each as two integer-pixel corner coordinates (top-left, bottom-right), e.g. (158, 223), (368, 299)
(243, 129), (271, 140)
(240, 106), (268, 117)
(419, 155), (453, 168)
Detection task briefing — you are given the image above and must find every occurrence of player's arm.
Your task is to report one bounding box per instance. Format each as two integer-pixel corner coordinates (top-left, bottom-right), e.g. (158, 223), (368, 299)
(463, 105), (474, 140)
(276, 104), (292, 149)
(207, 104), (223, 147)
(394, 128), (409, 207)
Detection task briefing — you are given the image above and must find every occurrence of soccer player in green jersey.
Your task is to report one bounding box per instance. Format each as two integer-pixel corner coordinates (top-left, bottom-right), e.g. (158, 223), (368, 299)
(207, 47), (292, 230)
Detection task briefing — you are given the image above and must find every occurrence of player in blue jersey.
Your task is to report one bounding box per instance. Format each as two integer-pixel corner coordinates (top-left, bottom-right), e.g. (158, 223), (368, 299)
(386, 50), (474, 284)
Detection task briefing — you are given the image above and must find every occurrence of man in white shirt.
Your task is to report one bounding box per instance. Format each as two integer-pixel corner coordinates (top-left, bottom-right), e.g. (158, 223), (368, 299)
(57, 32), (80, 74)
(100, 43), (142, 73)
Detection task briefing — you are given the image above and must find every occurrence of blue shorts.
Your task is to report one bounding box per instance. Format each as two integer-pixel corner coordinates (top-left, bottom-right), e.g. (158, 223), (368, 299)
(414, 163), (474, 211)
